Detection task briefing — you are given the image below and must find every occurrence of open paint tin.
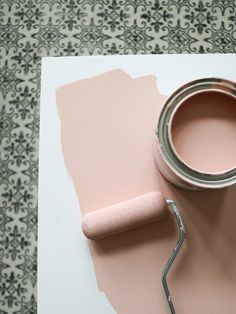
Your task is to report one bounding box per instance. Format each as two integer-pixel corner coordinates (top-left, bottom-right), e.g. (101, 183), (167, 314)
(154, 78), (236, 190)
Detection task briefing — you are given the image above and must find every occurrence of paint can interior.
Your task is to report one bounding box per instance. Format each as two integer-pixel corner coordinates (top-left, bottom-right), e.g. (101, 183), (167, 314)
(154, 78), (236, 190)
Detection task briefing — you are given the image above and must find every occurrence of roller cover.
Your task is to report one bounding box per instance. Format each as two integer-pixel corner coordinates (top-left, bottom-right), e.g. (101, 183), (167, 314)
(82, 191), (167, 240)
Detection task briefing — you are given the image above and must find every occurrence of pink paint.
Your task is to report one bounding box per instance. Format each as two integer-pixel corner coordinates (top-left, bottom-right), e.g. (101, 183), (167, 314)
(56, 70), (165, 213)
(56, 70), (236, 313)
(170, 90), (236, 174)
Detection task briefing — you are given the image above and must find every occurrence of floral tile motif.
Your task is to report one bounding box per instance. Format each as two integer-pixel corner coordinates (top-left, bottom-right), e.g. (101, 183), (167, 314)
(0, 0), (235, 312)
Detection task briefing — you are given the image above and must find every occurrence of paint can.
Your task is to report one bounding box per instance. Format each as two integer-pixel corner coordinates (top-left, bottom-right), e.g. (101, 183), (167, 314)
(154, 78), (236, 190)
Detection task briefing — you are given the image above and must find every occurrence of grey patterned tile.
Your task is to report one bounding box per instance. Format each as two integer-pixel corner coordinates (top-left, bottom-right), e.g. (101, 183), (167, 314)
(0, 0), (236, 312)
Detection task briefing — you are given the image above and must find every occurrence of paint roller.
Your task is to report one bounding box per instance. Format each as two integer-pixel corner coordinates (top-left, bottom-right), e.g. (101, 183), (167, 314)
(82, 191), (186, 314)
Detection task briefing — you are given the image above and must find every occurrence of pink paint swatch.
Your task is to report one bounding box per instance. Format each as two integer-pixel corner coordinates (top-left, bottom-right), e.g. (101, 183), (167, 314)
(56, 70), (236, 314)
(171, 91), (236, 173)
(56, 70), (166, 212)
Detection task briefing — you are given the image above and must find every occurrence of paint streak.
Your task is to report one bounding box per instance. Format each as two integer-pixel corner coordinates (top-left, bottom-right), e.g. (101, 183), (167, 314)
(56, 70), (236, 314)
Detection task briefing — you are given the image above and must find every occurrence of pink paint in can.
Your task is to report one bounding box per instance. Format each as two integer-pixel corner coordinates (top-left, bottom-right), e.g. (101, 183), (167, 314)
(154, 78), (236, 190)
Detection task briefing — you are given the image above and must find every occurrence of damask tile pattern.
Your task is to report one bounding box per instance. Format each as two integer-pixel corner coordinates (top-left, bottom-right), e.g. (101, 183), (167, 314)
(0, 0), (235, 312)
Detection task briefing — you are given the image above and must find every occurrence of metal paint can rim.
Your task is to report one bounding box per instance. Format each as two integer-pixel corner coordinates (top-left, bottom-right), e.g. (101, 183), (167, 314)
(154, 77), (236, 190)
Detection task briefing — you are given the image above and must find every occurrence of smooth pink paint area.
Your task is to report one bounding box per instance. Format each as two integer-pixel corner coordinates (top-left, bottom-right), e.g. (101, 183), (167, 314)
(56, 70), (166, 212)
(56, 71), (236, 314)
(171, 91), (236, 173)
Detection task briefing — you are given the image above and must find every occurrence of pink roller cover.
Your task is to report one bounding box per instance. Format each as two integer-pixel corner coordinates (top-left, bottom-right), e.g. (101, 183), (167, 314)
(82, 191), (167, 239)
